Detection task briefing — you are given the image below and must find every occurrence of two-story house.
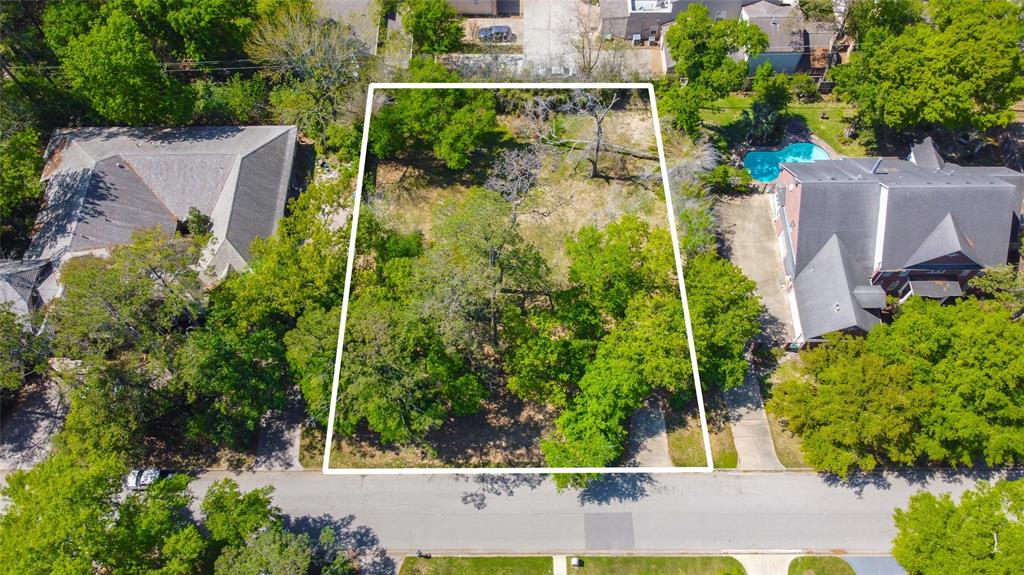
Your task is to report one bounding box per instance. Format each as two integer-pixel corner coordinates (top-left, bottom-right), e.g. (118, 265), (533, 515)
(772, 138), (1024, 343)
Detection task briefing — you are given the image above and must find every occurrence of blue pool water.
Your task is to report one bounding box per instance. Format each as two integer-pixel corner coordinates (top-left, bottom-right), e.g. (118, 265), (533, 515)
(743, 142), (831, 182)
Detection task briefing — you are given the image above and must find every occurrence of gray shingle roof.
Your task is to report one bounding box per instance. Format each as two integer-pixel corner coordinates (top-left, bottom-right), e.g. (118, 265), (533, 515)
(28, 126), (297, 302)
(0, 259), (51, 315)
(793, 235), (881, 340)
(783, 137), (1023, 340)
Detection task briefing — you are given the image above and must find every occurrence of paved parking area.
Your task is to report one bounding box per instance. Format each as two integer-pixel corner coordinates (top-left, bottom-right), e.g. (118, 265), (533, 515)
(521, 0), (580, 74)
(462, 17), (523, 45)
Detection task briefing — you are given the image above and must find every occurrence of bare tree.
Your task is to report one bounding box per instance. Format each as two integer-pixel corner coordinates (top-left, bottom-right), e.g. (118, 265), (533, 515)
(562, 90), (620, 178)
(566, 2), (604, 80)
(484, 146), (543, 224)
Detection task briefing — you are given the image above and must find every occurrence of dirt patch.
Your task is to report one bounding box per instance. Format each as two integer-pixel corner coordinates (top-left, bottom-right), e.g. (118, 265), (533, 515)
(321, 387), (556, 469)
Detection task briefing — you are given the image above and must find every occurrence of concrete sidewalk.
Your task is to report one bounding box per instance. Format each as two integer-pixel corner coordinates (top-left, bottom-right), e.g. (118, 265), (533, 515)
(725, 371), (784, 471)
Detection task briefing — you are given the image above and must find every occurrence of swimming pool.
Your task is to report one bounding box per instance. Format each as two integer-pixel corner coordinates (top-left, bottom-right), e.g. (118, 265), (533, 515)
(743, 142), (831, 182)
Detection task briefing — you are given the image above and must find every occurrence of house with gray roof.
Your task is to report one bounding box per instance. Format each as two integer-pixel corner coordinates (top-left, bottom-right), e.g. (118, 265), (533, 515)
(772, 137), (1024, 343)
(602, 0), (744, 44)
(8, 125), (297, 310)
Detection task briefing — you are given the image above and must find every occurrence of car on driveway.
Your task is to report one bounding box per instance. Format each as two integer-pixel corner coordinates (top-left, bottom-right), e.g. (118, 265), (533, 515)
(479, 25), (512, 42)
(126, 468), (169, 490)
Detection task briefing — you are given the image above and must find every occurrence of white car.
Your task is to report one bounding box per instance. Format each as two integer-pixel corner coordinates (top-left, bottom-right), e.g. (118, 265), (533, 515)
(126, 469), (164, 490)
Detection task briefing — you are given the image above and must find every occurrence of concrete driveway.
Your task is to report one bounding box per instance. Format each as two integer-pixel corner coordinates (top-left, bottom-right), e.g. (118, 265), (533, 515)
(0, 380), (67, 470)
(521, 0), (581, 74)
(725, 371), (784, 471)
(717, 194), (794, 342)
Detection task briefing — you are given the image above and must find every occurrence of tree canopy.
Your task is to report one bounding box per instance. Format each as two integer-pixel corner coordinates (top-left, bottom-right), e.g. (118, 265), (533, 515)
(770, 297), (1024, 478)
(660, 4), (767, 135)
(833, 0), (1024, 132)
(370, 59), (497, 169)
(893, 480), (1024, 574)
(401, 0), (464, 54)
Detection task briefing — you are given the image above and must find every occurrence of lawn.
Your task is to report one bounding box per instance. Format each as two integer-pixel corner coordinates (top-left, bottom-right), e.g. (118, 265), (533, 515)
(400, 556), (747, 575)
(666, 394), (738, 468)
(788, 556), (855, 575)
(700, 95), (869, 157)
(572, 556), (746, 574)
(400, 557), (554, 575)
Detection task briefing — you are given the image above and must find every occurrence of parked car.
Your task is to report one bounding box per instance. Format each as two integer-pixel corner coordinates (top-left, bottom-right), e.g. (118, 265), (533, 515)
(478, 25), (511, 43)
(126, 468), (168, 490)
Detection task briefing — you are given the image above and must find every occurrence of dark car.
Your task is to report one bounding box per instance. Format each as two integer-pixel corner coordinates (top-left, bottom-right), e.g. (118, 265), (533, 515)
(478, 25), (512, 43)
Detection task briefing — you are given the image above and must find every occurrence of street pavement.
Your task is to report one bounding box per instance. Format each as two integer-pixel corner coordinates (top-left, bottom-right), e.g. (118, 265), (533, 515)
(184, 469), (1007, 556)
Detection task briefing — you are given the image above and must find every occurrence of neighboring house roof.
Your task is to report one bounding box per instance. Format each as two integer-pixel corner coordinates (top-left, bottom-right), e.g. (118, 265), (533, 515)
(0, 259), (51, 315)
(742, 0), (804, 53)
(783, 138), (1023, 341)
(27, 125), (297, 303)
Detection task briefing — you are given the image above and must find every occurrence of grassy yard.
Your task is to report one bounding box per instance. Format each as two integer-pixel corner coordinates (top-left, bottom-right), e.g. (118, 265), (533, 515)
(788, 556), (855, 575)
(400, 556), (746, 575)
(763, 360), (808, 469)
(572, 556), (746, 574)
(400, 557), (554, 575)
(700, 95), (869, 157)
(667, 394), (738, 468)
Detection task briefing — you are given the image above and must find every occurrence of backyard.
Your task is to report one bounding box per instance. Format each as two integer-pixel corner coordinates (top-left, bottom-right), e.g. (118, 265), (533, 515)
(701, 95), (869, 157)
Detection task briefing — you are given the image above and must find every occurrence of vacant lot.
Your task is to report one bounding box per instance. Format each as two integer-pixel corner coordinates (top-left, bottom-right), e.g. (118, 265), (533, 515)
(374, 108), (664, 282)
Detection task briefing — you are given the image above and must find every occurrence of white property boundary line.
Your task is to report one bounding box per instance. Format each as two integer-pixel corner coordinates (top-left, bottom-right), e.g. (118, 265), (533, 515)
(323, 82), (714, 475)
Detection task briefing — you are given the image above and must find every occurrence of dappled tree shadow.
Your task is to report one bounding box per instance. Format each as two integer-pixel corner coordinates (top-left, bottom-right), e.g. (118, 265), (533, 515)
(286, 513), (397, 575)
(577, 473), (660, 506)
(456, 473), (546, 509)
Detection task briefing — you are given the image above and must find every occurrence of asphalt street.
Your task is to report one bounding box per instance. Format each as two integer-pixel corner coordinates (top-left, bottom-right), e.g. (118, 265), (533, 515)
(185, 469), (1008, 555)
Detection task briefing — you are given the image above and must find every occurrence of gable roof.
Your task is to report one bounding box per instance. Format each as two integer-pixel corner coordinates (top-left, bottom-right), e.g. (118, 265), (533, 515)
(903, 213), (982, 268)
(0, 259), (51, 315)
(28, 126), (296, 301)
(793, 234), (881, 341)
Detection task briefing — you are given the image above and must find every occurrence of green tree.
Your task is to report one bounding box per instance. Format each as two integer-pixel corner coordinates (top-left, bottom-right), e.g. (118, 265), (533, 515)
(103, 474), (207, 575)
(175, 313), (288, 446)
(0, 129), (43, 222)
(0, 449), (124, 574)
(165, 0), (259, 62)
(284, 305), (341, 426)
(833, 0), (1023, 132)
(0, 306), (46, 394)
(845, 0), (922, 43)
(401, 0), (464, 53)
(698, 164), (753, 196)
(661, 4), (767, 135)
(61, 9), (190, 124)
(685, 252), (762, 390)
(201, 478), (281, 550)
(893, 481), (1024, 574)
(969, 265), (1024, 309)
(566, 215), (675, 319)
(48, 228), (202, 362)
(214, 529), (313, 575)
(336, 286), (485, 444)
(770, 297), (1024, 478)
(251, 5), (371, 149)
(370, 58), (496, 169)
(748, 62), (791, 144)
